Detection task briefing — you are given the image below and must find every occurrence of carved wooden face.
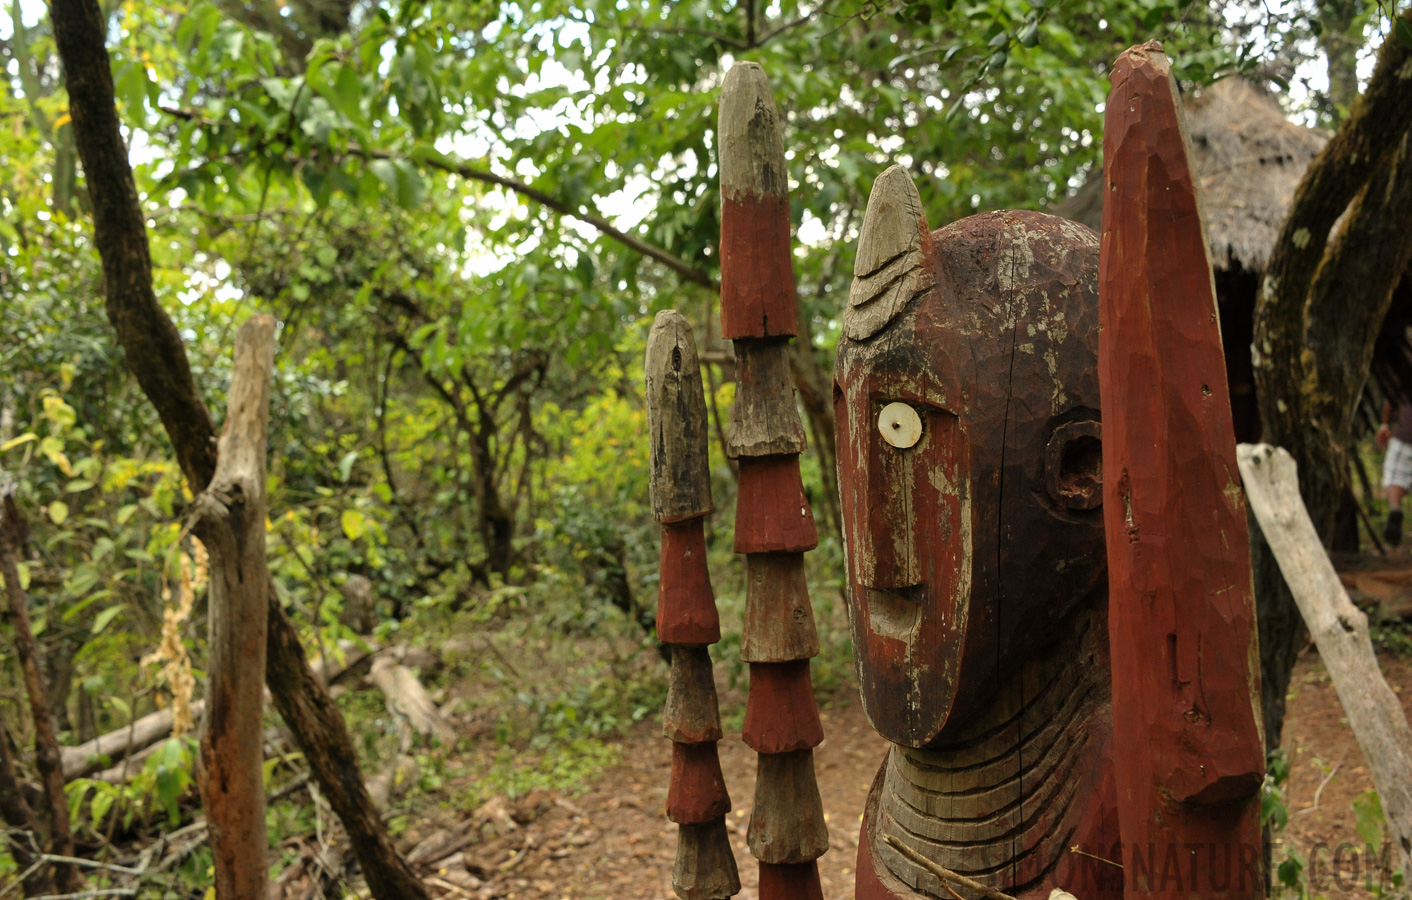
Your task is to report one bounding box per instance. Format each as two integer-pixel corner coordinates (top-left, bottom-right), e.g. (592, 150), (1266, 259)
(834, 171), (1105, 747)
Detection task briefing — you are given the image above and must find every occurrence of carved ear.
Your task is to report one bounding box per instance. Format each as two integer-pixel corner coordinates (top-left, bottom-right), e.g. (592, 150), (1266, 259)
(845, 165), (936, 341)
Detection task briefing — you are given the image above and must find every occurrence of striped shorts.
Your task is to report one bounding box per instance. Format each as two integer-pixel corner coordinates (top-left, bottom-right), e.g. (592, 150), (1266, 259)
(1385, 437), (1412, 490)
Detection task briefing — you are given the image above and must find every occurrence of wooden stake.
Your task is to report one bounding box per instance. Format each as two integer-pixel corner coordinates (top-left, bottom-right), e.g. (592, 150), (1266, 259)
(658, 517), (721, 645)
(740, 554), (819, 663)
(1099, 42), (1264, 897)
(727, 339), (807, 458)
(674, 818), (742, 900)
(1238, 443), (1412, 878)
(720, 60), (827, 895)
(189, 316), (275, 900)
(758, 862), (825, 900)
(719, 62), (797, 340)
(647, 309), (738, 895)
(747, 749), (828, 864)
(664, 646), (724, 744)
(666, 742), (732, 824)
(742, 661), (823, 753)
(734, 456), (818, 554)
(647, 310), (714, 522)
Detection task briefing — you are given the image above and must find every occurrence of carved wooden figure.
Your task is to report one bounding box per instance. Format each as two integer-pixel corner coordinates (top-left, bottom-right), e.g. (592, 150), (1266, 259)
(719, 61), (829, 900)
(647, 310), (741, 900)
(836, 166), (1123, 900)
(1099, 42), (1265, 898)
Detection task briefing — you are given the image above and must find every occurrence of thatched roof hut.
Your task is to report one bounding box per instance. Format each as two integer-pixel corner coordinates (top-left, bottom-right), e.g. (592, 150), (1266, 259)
(1055, 78), (1412, 447)
(1057, 78), (1329, 275)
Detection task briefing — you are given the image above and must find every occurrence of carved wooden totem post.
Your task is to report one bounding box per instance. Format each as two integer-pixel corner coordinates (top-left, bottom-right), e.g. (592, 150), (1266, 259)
(718, 62), (829, 900)
(836, 165), (1122, 900)
(1099, 42), (1265, 898)
(647, 310), (741, 900)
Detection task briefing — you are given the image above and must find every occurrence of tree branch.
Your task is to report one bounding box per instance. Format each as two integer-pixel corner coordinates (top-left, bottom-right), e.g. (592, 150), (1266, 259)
(1253, 9), (1412, 458)
(49, 3), (432, 896)
(383, 145), (718, 290)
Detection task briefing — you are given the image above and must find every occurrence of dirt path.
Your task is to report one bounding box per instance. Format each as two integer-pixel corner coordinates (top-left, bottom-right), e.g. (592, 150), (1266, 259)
(420, 651), (1410, 900)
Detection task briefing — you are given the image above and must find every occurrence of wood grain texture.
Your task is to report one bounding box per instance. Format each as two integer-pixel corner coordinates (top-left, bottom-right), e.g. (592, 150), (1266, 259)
(859, 603), (1122, 900)
(1238, 444), (1412, 876)
(666, 741), (732, 824)
(657, 517), (721, 645)
(190, 316), (275, 900)
(718, 62), (797, 339)
(647, 310), (714, 522)
(742, 661), (824, 753)
(835, 208), (1104, 748)
(741, 554), (819, 663)
(845, 165), (937, 341)
(674, 818), (742, 900)
(758, 862), (825, 900)
(1099, 41), (1264, 897)
(664, 646), (724, 744)
(726, 339), (807, 458)
(734, 456), (818, 554)
(747, 749), (829, 864)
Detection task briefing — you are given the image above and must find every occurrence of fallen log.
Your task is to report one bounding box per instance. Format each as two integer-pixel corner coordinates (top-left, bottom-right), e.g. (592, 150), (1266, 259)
(368, 657), (455, 746)
(63, 640), (376, 782)
(1238, 443), (1412, 878)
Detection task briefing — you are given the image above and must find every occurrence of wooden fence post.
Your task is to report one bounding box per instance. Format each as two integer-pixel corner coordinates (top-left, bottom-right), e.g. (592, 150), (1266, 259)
(647, 310), (740, 900)
(190, 315), (276, 900)
(1237, 443), (1412, 881)
(719, 62), (827, 900)
(1098, 41), (1265, 898)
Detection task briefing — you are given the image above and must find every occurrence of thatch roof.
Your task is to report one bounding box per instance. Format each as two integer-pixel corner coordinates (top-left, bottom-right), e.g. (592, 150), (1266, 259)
(1055, 78), (1329, 273)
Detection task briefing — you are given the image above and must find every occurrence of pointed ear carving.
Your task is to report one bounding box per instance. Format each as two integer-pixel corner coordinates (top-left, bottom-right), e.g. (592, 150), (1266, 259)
(845, 165), (936, 341)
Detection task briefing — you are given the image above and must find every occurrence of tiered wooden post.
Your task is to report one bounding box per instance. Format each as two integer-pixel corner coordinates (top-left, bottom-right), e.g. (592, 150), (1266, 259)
(1099, 42), (1265, 898)
(647, 310), (741, 900)
(719, 62), (828, 900)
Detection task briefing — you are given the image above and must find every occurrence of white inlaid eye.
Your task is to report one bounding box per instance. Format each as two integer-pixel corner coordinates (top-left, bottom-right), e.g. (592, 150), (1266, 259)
(878, 402), (922, 449)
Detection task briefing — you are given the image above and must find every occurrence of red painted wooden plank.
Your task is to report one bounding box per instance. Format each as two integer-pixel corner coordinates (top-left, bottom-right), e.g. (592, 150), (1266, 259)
(719, 63), (797, 339)
(742, 661), (823, 753)
(657, 517), (721, 645)
(734, 456), (818, 554)
(1099, 41), (1265, 898)
(666, 741), (732, 824)
(758, 862), (824, 900)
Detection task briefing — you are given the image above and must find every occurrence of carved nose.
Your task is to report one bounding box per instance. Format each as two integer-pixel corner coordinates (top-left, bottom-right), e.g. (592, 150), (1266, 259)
(858, 423), (923, 590)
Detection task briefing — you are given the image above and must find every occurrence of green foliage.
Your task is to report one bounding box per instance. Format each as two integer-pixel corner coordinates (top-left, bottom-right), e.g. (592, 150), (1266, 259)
(0, 0), (1389, 889)
(66, 737), (199, 833)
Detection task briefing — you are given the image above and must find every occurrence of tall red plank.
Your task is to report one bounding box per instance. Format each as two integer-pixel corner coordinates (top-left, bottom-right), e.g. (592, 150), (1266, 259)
(1099, 41), (1265, 898)
(719, 61), (828, 899)
(647, 310), (741, 900)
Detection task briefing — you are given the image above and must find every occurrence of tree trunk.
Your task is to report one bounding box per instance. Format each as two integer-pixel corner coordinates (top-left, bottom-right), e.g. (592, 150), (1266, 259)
(0, 492), (78, 893)
(0, 717), (56, 897)
(1238, 444), (1412, 878)
(48, 3), (431, 896)
(191, 317), (275, 900)
(1249, 13), (1412, 749)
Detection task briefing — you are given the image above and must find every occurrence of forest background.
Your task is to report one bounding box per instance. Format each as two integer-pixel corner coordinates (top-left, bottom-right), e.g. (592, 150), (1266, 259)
(2, 0), (1410, 894)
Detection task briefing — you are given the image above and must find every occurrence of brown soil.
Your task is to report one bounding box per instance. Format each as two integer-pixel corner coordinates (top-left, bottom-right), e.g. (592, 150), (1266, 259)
(411, 650), (1411, 900)
(1277, 649), (1412, 898)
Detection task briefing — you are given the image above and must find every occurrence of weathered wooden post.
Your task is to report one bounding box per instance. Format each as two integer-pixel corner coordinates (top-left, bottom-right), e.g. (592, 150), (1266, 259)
(648, 310), (741, 900)
(718, 62), (828, 900)
(191, 315), (276, 900)
(1099, 42), (1265, 898)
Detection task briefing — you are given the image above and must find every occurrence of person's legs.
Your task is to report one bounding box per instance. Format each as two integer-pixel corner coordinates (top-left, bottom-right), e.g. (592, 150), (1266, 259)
(1384, 439), (1411, 545)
